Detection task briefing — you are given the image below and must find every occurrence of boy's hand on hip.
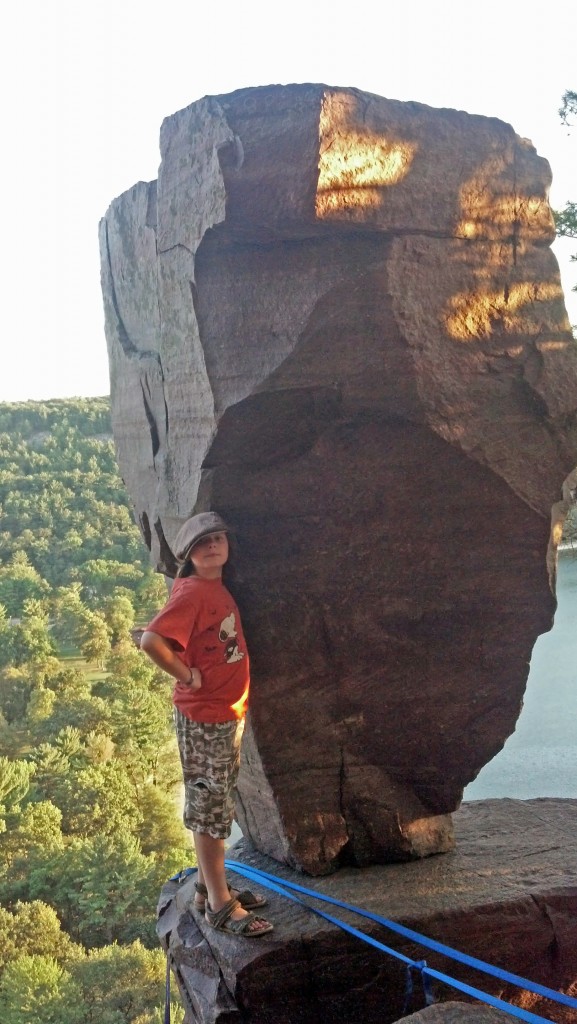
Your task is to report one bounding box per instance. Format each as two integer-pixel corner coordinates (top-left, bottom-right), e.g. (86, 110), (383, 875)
(184, 667), (202, 690)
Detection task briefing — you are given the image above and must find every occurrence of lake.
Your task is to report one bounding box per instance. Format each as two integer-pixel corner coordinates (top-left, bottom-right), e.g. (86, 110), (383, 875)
(464, 549), (577, 801)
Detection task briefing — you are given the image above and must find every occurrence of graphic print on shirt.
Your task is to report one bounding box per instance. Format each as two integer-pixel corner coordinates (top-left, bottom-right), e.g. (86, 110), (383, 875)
(218, 612), (245, 663)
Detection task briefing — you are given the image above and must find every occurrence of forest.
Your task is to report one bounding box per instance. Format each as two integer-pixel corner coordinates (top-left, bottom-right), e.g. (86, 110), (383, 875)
(0, 398), (189, 1024)
(1, 395), (575, 1024)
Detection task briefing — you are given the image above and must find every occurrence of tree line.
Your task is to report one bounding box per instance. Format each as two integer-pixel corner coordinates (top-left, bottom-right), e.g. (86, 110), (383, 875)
(0, 397), (187, 1024)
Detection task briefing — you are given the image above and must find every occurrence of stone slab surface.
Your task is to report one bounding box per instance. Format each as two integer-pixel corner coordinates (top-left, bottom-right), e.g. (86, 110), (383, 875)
(402, 1004), (518, 1024)
(157, 799), (577, 1024)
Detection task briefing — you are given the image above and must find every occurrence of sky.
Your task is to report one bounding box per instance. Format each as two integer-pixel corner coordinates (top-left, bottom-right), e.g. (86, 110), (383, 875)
(4, 0), (577, 403)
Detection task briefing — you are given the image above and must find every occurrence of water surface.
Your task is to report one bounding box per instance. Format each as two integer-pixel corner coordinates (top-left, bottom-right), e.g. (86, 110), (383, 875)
(464, 550), (577, 800)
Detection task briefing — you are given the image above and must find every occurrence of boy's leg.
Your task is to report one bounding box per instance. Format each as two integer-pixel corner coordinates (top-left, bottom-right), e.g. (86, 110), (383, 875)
(174, 713), (270, 932)
(193, 831), (270, 932)
(192, 831), (229, 906)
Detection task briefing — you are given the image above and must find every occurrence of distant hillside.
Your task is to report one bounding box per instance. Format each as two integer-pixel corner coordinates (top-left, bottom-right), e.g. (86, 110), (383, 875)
(0, 397), (188, 1023)
(0, 397), (162, 619)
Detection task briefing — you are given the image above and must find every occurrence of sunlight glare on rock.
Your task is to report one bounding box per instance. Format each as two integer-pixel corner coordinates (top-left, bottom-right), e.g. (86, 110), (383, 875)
(316, 93), (416, 218)
(455, 149), (555, 243)
(444, 281), (565, 341)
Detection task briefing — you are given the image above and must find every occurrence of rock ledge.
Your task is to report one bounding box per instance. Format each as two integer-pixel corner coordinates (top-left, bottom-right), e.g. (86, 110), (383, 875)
(157, 798), (577, 1024)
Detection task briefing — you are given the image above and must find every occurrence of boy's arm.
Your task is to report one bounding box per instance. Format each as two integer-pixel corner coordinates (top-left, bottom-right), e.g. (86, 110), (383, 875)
(140, 631), (201, 690)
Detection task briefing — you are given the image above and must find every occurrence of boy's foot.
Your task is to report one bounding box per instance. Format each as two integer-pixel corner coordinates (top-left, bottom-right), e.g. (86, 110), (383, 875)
(194, 880), (267, 913)
(205, 897), (273, 937)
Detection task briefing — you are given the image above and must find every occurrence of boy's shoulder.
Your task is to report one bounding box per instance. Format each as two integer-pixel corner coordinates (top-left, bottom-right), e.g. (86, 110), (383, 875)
(167, 577), (238, 626)
(169, 576), (205, 601)
(170, 576), (197, 594)
(170, 576), (227, 599)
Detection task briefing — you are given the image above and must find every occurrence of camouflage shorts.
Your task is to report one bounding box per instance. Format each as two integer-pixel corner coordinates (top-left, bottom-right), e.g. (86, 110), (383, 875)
(174, 709), (245, 839)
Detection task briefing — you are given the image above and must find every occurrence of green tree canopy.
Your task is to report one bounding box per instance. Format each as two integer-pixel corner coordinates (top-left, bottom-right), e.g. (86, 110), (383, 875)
(12, 801), (64, 857)
(0, 397), (192, 1023)
(0, 757), (34, 811)
(0, 901), (81, 970)
(78, 609), (112, 666)
(0, 552), (51, 618)
(27, 833), (159, 947)
(555, 89), (577, 300)
(0, 398), (155, 617)
(102, 592), (136, 642)
(69, 942), (185, 1024)
(0, 954), (84, 1024)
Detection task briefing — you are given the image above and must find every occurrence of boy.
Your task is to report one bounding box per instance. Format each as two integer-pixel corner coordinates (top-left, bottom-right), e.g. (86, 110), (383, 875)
(140, 512), (272, 937)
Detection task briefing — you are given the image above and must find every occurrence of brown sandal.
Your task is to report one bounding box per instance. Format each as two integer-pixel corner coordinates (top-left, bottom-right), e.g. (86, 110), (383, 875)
(194, 880), (268, 913)
(205, 897), (273, 937)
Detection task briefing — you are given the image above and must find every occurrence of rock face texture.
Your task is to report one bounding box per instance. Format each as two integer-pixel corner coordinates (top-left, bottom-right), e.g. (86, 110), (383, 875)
(157, 799), (577, 1024)
(100, 85), (577, 874)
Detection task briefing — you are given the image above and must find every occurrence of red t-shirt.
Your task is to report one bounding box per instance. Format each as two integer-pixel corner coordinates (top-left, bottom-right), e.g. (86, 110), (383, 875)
(145, 576), (249, 723)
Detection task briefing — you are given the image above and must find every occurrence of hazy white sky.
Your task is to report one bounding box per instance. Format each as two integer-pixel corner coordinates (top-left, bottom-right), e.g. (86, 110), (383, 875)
(5, 0), (577, 402)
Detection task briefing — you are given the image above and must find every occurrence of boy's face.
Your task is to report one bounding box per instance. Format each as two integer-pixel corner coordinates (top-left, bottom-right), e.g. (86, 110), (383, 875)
(189, 531), (229, 578)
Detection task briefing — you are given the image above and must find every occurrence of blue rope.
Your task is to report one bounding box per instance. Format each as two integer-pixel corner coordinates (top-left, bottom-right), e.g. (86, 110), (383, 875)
(164, 951), (171, 1024)
(403, 961), (435, 1015)
(225, 859), (577, 1019)
(164, 868), (200, 1023)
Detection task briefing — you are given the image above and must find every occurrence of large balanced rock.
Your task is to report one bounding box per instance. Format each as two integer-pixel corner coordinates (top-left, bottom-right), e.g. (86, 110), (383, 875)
(100, 85), (577, 874)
